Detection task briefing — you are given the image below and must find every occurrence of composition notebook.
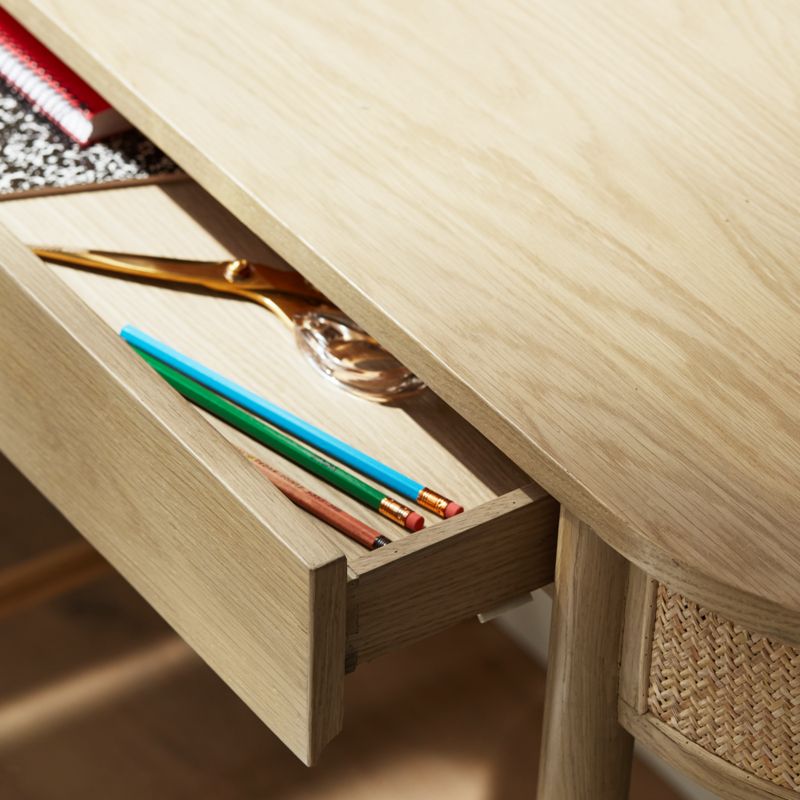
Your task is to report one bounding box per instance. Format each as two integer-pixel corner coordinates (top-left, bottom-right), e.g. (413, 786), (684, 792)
(0, 87), (184, 198)
(0, 9), (184, 198)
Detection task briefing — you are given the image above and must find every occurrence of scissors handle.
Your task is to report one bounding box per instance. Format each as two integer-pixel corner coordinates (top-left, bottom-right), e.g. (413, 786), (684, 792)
(32, 247), (426, 401)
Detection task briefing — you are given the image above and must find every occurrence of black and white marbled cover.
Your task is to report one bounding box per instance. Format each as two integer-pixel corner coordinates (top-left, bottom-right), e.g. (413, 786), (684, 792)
(0, 87), (183, 198)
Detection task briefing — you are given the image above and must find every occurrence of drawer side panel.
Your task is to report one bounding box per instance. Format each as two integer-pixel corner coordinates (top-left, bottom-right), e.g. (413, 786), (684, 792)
(0, 231), (346, 763)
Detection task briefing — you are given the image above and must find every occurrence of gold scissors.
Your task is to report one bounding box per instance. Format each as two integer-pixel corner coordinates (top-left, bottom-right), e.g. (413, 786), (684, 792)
(32, 248), (425, 402)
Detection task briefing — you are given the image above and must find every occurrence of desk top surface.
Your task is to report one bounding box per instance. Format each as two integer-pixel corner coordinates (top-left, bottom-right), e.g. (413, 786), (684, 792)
(10, 0), (800, 627)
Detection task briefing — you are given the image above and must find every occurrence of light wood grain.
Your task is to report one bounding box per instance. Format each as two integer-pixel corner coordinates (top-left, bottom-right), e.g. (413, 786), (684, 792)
(0, 541), (109, 622)
(0, 227), (348, 764)
(619, 566), (658, 715)
(538, 507), (633, 799)
(346, 486), (557, 668)
(621, 702), (791, 800)
(6, 0), (800, 635)
(0, 183), (531, 560)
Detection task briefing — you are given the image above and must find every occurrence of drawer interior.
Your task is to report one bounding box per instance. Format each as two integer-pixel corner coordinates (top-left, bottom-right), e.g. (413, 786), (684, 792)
(0, 181), (557, 762)
(0, 182), (536, 559)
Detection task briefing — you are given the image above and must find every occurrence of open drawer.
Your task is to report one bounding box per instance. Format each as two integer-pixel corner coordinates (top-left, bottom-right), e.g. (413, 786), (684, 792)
(0, 182), (558, 764)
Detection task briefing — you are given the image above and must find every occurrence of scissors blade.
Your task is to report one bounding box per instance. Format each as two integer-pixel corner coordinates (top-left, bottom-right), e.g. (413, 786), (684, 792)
(31, 247), (327, 302)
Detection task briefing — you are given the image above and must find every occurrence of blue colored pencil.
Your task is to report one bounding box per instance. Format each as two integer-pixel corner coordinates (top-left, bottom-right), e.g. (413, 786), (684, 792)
(120, 325), (463, 518)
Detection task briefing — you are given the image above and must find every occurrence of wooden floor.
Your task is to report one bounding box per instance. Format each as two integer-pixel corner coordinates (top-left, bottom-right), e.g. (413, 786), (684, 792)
(0, 455), (680, 799)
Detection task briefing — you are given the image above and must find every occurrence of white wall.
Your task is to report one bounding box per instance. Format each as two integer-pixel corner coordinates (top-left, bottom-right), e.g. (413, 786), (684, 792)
(494, 590), (719, 800)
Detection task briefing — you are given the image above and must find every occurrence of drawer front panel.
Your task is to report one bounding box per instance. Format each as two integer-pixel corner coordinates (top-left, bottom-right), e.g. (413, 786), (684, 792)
(347, 488), (558, 669)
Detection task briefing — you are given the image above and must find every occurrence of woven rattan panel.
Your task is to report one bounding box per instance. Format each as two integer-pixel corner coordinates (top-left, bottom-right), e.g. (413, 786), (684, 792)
(648, 584), (800, 794)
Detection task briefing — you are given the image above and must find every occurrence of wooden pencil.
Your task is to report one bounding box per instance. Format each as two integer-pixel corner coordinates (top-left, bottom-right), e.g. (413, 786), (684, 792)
(128, 343), (425, 531)
(121, 326), (464, 517)
(242, 450), (390, 550)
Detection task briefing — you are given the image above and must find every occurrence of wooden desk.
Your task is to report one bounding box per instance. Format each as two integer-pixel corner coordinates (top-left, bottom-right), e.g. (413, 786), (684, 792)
(1, 1), (797, 796)
(8, 0), (798, 633)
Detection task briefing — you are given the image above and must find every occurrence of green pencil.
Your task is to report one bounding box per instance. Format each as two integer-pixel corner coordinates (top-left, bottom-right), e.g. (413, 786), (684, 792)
(130, 345), (424, 532)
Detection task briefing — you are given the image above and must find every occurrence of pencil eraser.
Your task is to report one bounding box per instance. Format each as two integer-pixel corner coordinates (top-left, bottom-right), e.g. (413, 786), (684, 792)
(444, 501), (464, 518)
(404, 512), (425, 532)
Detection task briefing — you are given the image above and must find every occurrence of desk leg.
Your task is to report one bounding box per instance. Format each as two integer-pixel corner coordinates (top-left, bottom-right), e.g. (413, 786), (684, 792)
(537, 507), (633, 799)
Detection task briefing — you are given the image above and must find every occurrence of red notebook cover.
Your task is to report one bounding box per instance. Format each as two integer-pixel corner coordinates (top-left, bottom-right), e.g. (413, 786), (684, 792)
(0, 9), (129, 144)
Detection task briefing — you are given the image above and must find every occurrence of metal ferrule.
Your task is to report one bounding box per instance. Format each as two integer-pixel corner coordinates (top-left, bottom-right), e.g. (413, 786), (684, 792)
(378, 497), (414, 528)
(416, 487), (451, 518)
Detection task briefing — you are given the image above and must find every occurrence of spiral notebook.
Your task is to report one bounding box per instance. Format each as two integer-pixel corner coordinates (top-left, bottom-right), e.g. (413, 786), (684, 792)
(0, 7), (130, 144)
(0, 9), (184, 198)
